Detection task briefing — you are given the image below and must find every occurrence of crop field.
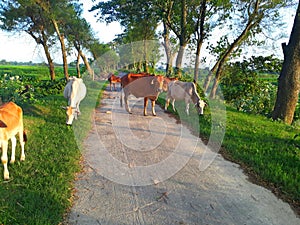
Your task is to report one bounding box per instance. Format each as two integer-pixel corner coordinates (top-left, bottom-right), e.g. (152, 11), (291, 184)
(0, 65), (299, 224)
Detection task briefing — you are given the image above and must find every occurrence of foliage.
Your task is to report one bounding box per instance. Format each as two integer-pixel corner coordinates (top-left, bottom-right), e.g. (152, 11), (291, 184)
(221, 58), (278, 116)
(0, 73), (66, 104)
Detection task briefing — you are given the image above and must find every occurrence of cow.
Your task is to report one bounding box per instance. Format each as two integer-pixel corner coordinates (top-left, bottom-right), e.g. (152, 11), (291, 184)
(63, 77), (87, 125)
(108, 74), (121, 91)
(165, 80), (206, 115)
(120, 73), (165, 116)
(162, 77), (178, 91)
(0, 102), (27, 180)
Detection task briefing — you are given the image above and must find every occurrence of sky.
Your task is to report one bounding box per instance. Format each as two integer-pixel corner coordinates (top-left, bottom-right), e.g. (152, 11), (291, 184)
(0, 0), (123, 63)
(0, 1), (295, 65)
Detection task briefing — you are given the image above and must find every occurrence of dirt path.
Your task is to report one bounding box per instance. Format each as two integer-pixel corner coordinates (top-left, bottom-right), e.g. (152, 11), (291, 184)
(66, 87), (299, 225)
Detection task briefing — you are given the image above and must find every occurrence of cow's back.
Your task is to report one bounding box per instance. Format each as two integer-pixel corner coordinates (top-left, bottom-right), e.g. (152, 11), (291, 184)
(168, 81), (192, 100)
(64, 77), (87, 107)
(0, 102), (23, 139)
(122, 75), (159, 98)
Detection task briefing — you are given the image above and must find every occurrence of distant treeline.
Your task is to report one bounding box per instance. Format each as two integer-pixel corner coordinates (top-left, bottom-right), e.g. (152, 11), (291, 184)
(0, 59), (82, 67)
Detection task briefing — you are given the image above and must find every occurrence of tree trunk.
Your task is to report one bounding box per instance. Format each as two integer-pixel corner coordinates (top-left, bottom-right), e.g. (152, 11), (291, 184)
(194, 42), (202, 83)
(52, 19), (69, 80)
(80, 51), (93, 76)
(174, 0), (188, 78)
(193, 0), (206, 83)
(75, 42), (93, 76)
(205, 0), (263, 97)
(162, 21), (173, 77)
(76, 53), (81, 78)
(272, 1), (300, 124)
(175, 45), (186, 78)
(27, 30), (55, 80)
(203, 61), (219, 93)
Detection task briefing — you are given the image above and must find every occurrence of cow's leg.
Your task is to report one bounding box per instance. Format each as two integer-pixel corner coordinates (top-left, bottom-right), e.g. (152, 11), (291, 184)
(144, 98), (148, 116)
(19, 129), (25, 161)
(120, 90), (123, 107)
(1, 141), (9, 180)
(165, 97), (170, 111)
(185, 103), (190, 115)
(124, 94), (132, 114)
(151, 100), (156, 116)
(171, 99), (176, 112)
(10, 136), (16, 164)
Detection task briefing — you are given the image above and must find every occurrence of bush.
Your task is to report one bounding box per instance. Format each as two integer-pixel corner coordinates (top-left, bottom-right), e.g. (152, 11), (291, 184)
(0, 73), (66, 104)
(221, 61), (277, 116)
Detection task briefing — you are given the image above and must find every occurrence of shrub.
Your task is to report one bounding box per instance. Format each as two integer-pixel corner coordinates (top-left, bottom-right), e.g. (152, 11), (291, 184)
(0, 73), (66, 104)
(221, 61), (277, 116)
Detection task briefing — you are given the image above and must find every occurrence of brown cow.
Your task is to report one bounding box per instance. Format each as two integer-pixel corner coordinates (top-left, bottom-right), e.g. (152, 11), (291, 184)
(0, 102), (26, 180)
(120, 73), (165, 116)
(108, 74), (121, 91)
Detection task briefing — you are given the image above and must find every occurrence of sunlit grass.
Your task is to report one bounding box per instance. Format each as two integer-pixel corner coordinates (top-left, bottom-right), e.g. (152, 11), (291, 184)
(0, 77), (105, 224)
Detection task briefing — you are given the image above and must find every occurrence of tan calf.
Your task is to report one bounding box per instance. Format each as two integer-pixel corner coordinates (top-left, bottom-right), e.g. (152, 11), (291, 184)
(0, 102), (26, 180)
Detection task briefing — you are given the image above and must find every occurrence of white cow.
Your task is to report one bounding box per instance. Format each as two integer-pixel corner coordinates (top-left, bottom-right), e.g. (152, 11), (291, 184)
(63, 77), (87, 125)
(0, 102), (26, 180)
(165, 80), (206, 115)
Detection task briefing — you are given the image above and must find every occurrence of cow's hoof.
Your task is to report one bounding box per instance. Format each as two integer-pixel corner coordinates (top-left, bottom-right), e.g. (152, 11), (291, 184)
(20, 156), (25, 161)
(10, 159), (15, 164)
(4, 172), (9, 180)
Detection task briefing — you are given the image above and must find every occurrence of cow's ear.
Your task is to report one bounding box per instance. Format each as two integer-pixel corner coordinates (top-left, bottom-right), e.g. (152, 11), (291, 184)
(0, 120), (7, 128)
(61, 106), (67, 110)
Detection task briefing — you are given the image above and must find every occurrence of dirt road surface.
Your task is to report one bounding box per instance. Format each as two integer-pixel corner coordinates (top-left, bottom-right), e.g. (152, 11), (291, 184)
(66, 87), (299, 225)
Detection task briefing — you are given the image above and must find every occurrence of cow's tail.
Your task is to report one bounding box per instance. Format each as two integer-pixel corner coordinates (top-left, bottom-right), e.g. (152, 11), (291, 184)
(23, 130), (28, 142)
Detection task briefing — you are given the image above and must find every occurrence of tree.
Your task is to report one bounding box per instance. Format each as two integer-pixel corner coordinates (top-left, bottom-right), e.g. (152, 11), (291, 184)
(203, 0), (290, 99)
(157, 0), (177, 76)
(0, 0), (57, 80)
(34, 0), (80, 80)
(272, 1), (300, 124)
(64, 4), (94, 77)
(91, 0), (159, 73)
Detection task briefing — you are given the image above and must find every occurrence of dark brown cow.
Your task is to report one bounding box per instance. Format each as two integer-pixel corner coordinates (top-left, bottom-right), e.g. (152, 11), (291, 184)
(120, 73), (165, 116)
(108, 74), (121, 91)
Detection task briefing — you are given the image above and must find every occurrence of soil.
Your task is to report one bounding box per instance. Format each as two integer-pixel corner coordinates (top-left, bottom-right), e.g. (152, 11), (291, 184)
(65, 87), (300, 225)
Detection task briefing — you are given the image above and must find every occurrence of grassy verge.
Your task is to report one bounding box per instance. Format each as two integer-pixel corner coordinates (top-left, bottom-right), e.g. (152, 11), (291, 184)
(157, 96), (300, 213)
(0, 78), (104, 225)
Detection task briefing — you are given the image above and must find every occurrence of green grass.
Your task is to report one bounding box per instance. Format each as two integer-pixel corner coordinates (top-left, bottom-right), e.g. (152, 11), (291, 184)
(0, 65), (78, 80)
(0, 76), (105, 224)
(159, 95), (300, 209)
(224, 108), (300, 200)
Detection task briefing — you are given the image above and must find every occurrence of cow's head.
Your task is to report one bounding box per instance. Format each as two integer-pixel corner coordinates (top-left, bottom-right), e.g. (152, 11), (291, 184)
(196, 100), (207, 115)
(62, 106), (78, 125)
(151, 76), (165, 93)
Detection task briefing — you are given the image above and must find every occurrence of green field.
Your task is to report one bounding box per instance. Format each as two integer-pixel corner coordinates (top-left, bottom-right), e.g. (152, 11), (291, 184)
(0, 65), (299, 224)
(0, 64), (78, 80)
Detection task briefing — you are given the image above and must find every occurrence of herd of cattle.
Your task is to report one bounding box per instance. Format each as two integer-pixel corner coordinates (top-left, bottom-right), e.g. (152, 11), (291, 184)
(0, 72), (206, 180)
